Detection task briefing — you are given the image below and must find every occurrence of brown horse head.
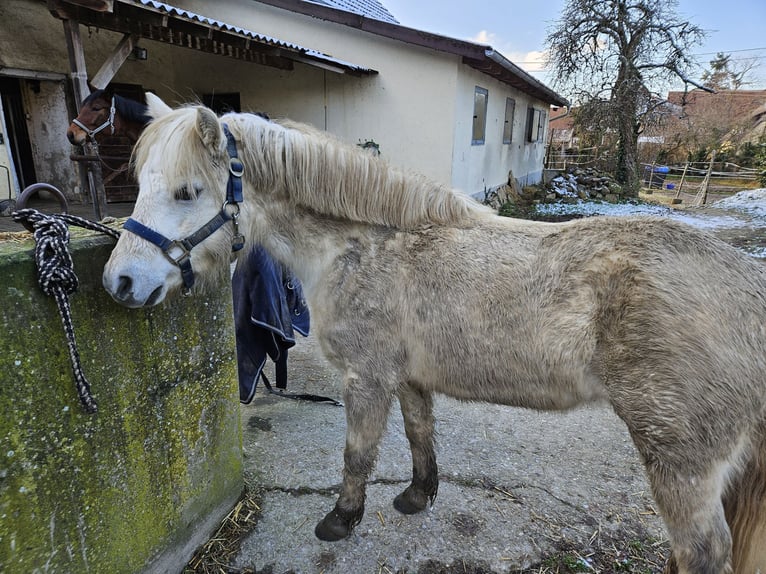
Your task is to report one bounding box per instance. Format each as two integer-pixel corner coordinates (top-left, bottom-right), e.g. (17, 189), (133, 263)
(67, 89), (150, 145)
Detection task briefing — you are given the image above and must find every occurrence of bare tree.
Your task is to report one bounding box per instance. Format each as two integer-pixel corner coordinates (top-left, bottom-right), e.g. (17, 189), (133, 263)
(701, 52), (760, 91)
(545, 0), (705, 195)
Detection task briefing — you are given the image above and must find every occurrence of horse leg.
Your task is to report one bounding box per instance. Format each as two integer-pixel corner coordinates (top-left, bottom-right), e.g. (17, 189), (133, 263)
(314, 374), (394, 541)
(644, 457), (735, 574)
(393, 382), (438, 515)
(723, 420), (766, 573)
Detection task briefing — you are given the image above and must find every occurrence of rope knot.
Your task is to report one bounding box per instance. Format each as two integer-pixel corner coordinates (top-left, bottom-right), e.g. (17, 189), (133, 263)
(11, 208), (121, 414)
(25, 214), (79, 296)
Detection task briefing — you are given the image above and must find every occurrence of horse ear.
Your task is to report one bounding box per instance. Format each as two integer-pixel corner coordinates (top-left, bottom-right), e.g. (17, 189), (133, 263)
(195, 108), (222, 150)
(145, 92), (172, 119)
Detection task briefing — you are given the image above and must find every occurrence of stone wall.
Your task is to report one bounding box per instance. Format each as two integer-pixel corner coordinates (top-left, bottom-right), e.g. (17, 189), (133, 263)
(0, 229), (242, 573)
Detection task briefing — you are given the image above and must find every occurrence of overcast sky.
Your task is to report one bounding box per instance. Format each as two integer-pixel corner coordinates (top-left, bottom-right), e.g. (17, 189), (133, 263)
(381, 0), (766, 92)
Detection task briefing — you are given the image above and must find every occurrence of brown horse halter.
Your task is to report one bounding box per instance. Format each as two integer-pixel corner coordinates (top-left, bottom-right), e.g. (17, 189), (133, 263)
(71, 96), (116, 141)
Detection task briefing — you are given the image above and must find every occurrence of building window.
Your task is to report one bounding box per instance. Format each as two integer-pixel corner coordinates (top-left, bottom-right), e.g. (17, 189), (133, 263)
(537, 109), (547, 142)
(472, 86), (488, 145)
(526, 107), (547, 143)
(503, 97), (516, 144)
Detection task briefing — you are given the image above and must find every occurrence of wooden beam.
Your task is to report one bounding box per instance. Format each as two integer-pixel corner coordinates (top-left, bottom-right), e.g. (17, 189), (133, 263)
(63, 0), (113, 11)
(90, 33), (138, 89)
(61, 18), (108, 220)
(61, 18), (89, 104)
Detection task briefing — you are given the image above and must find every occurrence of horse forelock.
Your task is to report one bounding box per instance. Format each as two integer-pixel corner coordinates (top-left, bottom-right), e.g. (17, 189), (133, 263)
(82, 89), (106, 106)
(132, 106), (227, 202)
(222, 114), (490, 229)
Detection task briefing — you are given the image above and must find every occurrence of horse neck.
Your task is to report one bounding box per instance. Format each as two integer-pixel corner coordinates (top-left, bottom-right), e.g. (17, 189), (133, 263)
(114, 95), (151, 130)
(113, 117), (144, 144)
(242, 200), (368, 295)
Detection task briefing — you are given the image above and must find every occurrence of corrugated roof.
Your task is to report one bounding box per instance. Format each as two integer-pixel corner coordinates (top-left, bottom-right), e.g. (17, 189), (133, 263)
(125, 0), (376, 74)
(307, 0), (398, 24)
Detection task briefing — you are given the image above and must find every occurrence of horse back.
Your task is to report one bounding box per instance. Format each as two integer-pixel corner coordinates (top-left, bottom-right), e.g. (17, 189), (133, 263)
(320, 215), (766, 417)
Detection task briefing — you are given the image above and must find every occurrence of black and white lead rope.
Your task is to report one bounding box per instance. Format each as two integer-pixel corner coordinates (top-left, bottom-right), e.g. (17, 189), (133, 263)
(12, 208), (121, 413)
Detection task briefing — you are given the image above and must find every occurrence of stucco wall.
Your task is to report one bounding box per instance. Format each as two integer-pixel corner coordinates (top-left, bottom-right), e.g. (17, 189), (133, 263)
(0, 230), (243, 574)
(177, 0), (460, 186)
(453, 66), (549, 195)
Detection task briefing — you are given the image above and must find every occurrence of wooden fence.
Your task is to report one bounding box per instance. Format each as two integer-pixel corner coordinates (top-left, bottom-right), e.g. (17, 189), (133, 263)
(642, 154), (761, 205)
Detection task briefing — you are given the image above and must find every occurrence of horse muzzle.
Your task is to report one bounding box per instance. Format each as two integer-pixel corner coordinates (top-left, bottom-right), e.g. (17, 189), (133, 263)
(66, 125), (86, 145)
(102, 263), (169, 308)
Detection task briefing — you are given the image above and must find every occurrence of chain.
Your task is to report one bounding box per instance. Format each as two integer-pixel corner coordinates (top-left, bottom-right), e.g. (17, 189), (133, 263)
(12, 208), (121, 413)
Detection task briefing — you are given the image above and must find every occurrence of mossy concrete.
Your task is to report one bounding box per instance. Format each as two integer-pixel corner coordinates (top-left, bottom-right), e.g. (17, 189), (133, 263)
(0, 229), (243, 574)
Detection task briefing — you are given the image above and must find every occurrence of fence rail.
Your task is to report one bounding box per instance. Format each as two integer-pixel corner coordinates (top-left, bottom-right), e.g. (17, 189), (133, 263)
(546, 147), (761, 205)
(545, 147), (605, 170)
(641, 156), (761, 205)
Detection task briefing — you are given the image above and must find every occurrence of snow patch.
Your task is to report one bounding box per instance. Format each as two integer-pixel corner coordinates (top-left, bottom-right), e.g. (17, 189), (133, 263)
(534, 189), (766, 258)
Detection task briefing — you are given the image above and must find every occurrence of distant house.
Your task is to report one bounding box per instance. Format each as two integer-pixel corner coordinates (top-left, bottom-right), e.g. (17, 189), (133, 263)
(547, 106), (576, 151)
(0, 0), (566, 204)
(639, 89), (766, 160)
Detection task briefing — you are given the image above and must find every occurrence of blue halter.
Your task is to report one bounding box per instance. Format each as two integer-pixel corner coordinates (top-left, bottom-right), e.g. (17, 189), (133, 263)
(123, 123), (245, 294)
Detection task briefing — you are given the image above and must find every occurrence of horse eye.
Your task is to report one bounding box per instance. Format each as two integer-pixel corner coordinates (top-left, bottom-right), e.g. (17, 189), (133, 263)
(174, 186), (194, 201)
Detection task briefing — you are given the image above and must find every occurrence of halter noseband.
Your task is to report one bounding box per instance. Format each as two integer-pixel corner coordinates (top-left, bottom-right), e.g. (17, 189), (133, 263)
(72, 96), (116, 140)
(123, 123), (245, 295)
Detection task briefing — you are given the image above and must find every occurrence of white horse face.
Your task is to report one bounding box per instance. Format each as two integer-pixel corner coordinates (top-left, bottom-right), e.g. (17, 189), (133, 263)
(102, 97), (232, 307)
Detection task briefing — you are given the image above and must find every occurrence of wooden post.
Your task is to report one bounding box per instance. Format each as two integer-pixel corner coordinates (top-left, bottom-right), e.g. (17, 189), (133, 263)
(646, 162), (655, 194)
(694, 151), (717, 207)
(62, 19), (108, 220)
(672, 162), (688, 204)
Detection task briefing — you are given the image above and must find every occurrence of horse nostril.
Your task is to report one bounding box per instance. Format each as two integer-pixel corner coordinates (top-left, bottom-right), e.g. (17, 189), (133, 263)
(116, 275), (133, 299)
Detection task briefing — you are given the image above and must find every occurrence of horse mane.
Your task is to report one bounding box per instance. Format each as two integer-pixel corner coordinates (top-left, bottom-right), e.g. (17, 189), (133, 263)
(226, 114), (492, 229)
(135, 106), (491, 229)
(87, 89), (151, 126)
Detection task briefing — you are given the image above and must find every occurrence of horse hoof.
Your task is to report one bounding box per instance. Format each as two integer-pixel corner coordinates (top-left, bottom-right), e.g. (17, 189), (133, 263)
(393, 485), (430, 515)
(314, 509), (354, 541)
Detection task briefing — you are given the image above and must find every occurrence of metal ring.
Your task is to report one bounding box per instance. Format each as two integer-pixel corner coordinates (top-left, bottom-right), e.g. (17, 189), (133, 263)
(16, 183), (70, 233)
(222, 200), (241, 217)
(229, 157), (244, 177)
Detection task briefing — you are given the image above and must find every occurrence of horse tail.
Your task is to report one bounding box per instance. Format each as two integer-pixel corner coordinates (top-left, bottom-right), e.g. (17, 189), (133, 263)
(724, 417), (766, 573)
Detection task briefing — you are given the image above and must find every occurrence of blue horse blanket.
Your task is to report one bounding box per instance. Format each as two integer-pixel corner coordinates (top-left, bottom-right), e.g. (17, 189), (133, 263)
(232, 246), (309, 404)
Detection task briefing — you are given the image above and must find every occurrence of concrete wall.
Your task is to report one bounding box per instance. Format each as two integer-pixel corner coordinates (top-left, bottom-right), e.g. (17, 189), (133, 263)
(23, 79), (82, 198)
(0, 230), (242, 574)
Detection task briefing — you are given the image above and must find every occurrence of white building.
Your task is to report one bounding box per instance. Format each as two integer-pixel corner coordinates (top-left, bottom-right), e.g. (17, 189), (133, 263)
(0, 0), (566, 205)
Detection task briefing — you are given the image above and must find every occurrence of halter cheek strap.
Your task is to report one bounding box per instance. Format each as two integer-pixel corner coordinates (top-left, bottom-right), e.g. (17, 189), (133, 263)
(123, 123), (245, 294)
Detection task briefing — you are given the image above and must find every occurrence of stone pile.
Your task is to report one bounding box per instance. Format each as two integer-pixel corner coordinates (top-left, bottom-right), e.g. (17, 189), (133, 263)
(546, 168), (622, 202)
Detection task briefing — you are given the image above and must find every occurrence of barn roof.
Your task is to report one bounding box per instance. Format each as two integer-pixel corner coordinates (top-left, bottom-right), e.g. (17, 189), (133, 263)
(307, 0), (398, 24)
(49, 0), (377, 76)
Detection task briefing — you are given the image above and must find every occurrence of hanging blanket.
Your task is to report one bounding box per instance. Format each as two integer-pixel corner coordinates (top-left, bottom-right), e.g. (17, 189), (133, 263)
(232, 245), (309, 404)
